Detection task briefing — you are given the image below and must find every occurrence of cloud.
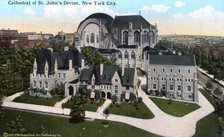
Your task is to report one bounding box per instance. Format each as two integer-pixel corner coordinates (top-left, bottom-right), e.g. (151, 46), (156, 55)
(175, 1), (185, 8)
(23, 8), (36, 15)
(140, 4), (170, 13)
(173, 13), (185, 19)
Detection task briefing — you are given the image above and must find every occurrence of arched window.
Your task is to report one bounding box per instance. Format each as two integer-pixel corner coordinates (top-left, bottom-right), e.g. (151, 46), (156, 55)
(152, 31), (155, 43)
(124, 51), (128, 59)
(86, 35), (89, 43)
(45, 82), (48, 88)
(33, 81), (36, 88)
(134, 31), (140, 43)
(96, 35), (99, 43)
(123, 31), (128, 44)
(131, 51), (135, 59)
(142, 31), (149, 43)
(90, 33), (95, 43)
(39, 81), (42, 88)
(118, 52), (122, 58)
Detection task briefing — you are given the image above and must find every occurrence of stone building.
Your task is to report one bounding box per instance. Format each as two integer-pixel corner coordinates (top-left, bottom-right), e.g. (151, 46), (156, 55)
(146, 54), (198, 102)
(77, 64), (138, 101)
(74, 13), (158, 68)
(30, 47), (83, 96)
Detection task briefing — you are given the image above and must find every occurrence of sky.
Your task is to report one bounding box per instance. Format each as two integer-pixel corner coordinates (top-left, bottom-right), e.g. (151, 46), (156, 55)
(0, 0), (224, 36)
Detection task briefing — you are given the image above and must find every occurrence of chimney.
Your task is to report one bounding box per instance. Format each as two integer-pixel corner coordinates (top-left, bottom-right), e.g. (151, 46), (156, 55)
(122, 66), (125, 76)
(69, 60), (73, 70)
(33, 58), (37, 73)
(129, 22), (133, 29)
(54, 59), (58, 72)
(64, 46), (69, 51)
(81, 59), (85, 69)
(100, 64), (104, 76)
(47, 48), (53, 52)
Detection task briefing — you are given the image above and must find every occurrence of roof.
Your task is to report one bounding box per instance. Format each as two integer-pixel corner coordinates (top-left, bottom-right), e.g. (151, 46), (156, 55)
(80, 64), (136, 86)
(149, 55), (196, 66)
(117, 45), (138, 49)
(112, 15), (152, 29)
(78, 13), (113, 32)
(36, 48), (82, 74)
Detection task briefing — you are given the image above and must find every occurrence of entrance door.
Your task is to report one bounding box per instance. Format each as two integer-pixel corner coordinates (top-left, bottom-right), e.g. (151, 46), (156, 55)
(101, 92), (106, 98)
(69, 86), (74, 96)
(107, 92), (111, 99)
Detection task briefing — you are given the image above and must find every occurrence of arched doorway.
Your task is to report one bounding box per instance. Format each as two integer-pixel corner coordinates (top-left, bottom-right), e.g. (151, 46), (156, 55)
(107, 92), (111, 99)
(101, 92), (106, 98)
(69, 86), (74, 96)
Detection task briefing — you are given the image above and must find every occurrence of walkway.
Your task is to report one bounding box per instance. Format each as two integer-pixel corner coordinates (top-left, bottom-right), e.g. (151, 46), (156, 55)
(96, 99), (111, 114)
(1, 77), (215, 137)
(3, 91), (24, 102)
(54, 96), (72, 108)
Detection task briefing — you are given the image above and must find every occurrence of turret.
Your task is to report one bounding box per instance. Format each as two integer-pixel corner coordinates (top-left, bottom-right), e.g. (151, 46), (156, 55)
(44, 60), (49, 75)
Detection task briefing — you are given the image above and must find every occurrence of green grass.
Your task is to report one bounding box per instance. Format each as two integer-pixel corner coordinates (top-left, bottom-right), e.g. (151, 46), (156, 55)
(150, 98), (200, 117)
(199, 88), (219, 110)
(13, 94), (63, 106)
(63, 99), (104, 112)
(108, 102), (154, 119)
(193, 113), (222, 137)
(0, 109), (159, 137)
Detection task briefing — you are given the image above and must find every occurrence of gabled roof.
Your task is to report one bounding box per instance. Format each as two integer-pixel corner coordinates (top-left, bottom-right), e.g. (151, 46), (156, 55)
(80, 64), (136, 86)
(36, 48), (82, 74)
(112, 15), (151, 29)
(149, 55), (196, 66)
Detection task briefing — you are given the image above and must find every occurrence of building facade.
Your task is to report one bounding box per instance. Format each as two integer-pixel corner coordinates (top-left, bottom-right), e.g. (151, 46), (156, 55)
(30, 47), (83, 96)
(146, 54), (198, 102)
(74, 13), (158, 68)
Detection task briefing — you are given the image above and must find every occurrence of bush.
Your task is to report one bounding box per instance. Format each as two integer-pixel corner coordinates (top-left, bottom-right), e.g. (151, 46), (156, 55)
(137, 97), (143, 103)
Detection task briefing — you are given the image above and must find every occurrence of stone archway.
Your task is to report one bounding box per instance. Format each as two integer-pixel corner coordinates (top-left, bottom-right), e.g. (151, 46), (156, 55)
(107, 92), (111, 99)
(69, 86), (74, 96)
(101, 91), (106, 98)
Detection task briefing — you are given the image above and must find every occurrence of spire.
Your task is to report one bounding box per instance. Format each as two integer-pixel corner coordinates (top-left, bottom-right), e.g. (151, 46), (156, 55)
(33, 58), (37, 72)
(54, 59), (58, 72)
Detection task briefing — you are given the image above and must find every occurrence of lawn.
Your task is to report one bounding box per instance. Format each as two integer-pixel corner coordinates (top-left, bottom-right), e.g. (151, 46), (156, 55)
(63, 99), (104, 112)
(13, 94), (63, 106)
(108, 102), (154, 119)
(193, 113), (222, 137)
(0, 109), (159, 137)
(150, 98), (200, 117)
(199, 88), (220, 110)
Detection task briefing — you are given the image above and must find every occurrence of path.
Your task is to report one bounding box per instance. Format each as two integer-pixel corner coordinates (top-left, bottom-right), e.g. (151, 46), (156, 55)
(3, 91), (24, 102)
(1, 77), (215, 137)
(54, 96), (72, 108)
(97, 99), (111, 114)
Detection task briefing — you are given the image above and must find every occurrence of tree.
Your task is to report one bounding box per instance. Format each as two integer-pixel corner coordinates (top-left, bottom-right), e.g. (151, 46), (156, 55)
(6, 115), (27, 133)
(69, 96), (85, 123)
(0, 96), (6, 120)
(214, 86), (223, 96)
(111, 95), (118, 104)
(206, 81), (213, 89)
(94, 90), (101, 102)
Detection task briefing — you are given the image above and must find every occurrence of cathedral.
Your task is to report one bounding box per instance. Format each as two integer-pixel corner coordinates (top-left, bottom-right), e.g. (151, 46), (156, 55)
(74, 13), (158, 68)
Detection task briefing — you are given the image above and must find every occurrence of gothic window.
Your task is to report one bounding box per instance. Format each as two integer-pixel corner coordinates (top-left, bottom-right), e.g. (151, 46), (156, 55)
(45, 82), (48, 88)
(153, 84), (156, 89)
(188, 86), (191, 91)
(170, 85), (174, 90)
(124, 51), (128, 58)
(90, 33), (95, 43)
(33, 81), (36, 88)
(134, 31), (140, 43)
(131, 51), (135, 59)
(142, 31), (149, 43)
(123, 31), (128, 44)
(162, 85), (166, 90)
(118, 52), (122, 58)
(178, 85), (181, 91)
(86, 35), (89, 43)
(39, 81), (42, 88)
(96, 35), (99, 43)
(115, 85), (118, 93)
(152, 31), (155, 43)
